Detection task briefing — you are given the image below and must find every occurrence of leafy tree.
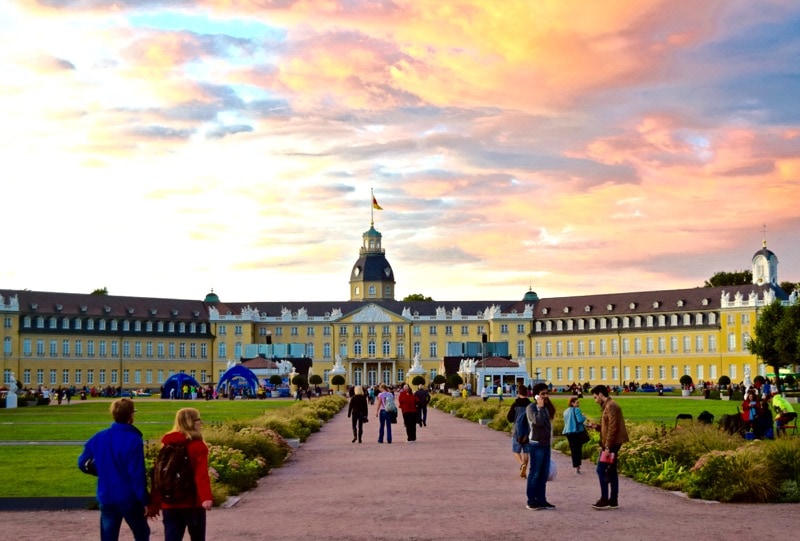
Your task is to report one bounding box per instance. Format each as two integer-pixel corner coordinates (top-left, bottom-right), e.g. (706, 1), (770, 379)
(269, 374), (282, 386)
(291, 374), (307, 389)
(679, 375), (693, 389)
(411, 375), (426, 386)
(747, 300), (800, 392)
(704, 271), (752, 288)
(447, 373), (463, 389)
(91, 287), (108, 295)
(432, 374), (446, 386)
(330, 374), (346, 392)
(309, 374), (323, 386)
(779, 281), (799, 296)
(717, 375), (731, 387)
(402, 293), (434, 302)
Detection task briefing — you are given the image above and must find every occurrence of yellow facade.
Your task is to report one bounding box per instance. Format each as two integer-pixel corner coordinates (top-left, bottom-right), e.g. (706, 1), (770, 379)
(1, 233), (794, 392)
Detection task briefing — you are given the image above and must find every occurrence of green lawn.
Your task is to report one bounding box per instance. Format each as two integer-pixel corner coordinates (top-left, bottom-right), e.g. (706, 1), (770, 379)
(0, 397), (294, 497)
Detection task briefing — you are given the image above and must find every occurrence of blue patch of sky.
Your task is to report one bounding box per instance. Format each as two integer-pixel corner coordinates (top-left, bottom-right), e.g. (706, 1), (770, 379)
(128, 11), (287, 42)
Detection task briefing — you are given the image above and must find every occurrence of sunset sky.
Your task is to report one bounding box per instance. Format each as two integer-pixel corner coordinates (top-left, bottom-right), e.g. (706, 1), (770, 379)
(1, 0), (798, 304)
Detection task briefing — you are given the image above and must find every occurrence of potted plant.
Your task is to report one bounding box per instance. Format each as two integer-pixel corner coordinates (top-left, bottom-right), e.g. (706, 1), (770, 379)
(269, 375), (283, 397)
(718, 375), (731, 400)
(447, 373), (463, 397)
(411, 375), (426, 386)
(679, 375), (693, 397)
(330, 374), (345, 394)
(291, 374), (308, 395)
(432, 374), (446, 392)
(309, 374), (323, 396)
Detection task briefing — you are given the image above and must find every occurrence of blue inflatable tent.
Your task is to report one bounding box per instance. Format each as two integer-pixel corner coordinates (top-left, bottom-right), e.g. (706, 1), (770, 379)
(160, 373), (201, 399)
(217, 364), (259, 397)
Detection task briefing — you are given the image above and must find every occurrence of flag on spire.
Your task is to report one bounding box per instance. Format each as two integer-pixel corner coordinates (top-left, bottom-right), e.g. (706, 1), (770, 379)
(372, 193), (383, 210)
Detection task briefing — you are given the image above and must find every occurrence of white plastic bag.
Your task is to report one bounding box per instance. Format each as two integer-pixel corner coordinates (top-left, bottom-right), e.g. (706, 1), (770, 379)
(547, 458), (557, 481)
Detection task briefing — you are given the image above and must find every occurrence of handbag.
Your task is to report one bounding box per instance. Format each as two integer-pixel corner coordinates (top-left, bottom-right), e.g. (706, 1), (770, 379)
(573, 409), (591, 445)
(599, 449), (615, 464)
(361, 414), (369, 423)
(547, 458), (557, 481)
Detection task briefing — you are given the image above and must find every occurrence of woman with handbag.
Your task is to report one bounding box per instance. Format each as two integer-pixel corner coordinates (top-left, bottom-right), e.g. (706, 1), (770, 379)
(562, 396), (589, 474)
(348, 385), (369, 443)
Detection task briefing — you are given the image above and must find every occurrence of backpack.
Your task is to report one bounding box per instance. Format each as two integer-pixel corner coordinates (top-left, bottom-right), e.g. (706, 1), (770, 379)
(514, 406), (530, 445)
(383, 393), (397, 413)
(153, 442), (195, 504)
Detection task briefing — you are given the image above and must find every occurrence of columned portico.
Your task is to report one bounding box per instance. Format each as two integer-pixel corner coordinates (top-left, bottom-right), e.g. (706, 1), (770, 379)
(348, 359), (400, 386)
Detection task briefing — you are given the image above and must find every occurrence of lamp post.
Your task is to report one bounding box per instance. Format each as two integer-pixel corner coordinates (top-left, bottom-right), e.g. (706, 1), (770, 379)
(617, 330), (623, 389)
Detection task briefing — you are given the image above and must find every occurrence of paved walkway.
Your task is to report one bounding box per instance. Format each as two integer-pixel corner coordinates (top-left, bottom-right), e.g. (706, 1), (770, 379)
(3, 405), (797, 540)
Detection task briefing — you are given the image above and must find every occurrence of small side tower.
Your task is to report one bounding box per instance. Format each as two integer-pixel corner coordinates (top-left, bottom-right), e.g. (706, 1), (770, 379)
(752, 237), (778, 287)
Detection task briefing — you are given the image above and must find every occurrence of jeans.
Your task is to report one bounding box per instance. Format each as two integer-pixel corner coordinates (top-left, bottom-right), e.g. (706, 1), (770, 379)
(351, 414), (364, 441)
(378, 410), (392, 443)
(100, 502), (150, 541)
(163, 507), (207, 541)
(596, 443), (623, 501)
(417, 406), (428, 426)
(526, 443), (551, 507)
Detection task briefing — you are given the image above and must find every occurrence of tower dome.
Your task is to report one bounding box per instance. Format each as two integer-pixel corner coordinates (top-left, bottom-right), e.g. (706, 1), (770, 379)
(204, 289), (220, 304)
(752, 239), (778, 287)
(349, 225), (395, 301)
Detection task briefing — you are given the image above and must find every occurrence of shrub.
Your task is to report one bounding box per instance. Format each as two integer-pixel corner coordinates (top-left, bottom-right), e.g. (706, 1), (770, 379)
(269, 375), (283, 386)
(718, 375), (731, 387)
(685, 446), (776, 502)
(432, 375), (446, 386)
(207, 445), (262, 494)
(291, 374), (307, 389)
(411, 375), (426, 386)
(309, 374), (323, 386)
(447, 373), (463, 388)
(679, 375), (693, 389)
(330, 375), (345, 390)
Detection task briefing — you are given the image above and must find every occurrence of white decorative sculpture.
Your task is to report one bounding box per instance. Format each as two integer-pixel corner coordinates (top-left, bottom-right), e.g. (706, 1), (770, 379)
(409, 353), (425, 375)
(331, 354), (346, 375)
(6, 372), (18, 409)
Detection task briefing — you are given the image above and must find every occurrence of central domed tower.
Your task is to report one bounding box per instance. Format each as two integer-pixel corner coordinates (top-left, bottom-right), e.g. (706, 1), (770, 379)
(349, 224), (395, 301)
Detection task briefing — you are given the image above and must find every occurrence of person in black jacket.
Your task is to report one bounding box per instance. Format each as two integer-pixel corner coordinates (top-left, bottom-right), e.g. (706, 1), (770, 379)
(506, 386), (531, 478)
(347, 385), (369, 443)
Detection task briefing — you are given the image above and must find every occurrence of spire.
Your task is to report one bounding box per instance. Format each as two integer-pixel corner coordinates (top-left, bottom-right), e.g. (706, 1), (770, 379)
(762, 223), (767, 248)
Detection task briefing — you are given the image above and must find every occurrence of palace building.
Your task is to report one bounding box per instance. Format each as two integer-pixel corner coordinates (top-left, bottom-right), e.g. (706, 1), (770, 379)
(1, 222), (795, 393)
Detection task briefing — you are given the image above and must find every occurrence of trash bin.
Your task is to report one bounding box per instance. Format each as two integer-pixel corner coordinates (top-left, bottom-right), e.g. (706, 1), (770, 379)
(80, 391), (87, 400)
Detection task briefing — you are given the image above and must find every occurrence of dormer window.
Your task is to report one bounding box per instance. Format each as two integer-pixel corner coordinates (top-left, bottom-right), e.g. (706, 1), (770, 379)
(677, 300), (685, 307)
(607, 304), (614, 311)
(127, 307), (134, 315)
(584, 305), (592, 312)
(653, 301), (660, 308)
(103, 306), (111, 314)
(563, 307), (570, 314)
(80, 305), (88, 313)
(701, 299), (709, 306)
(150, 308), (158, 316)
(171, 309), (179, 316)
(629, 303), (636, 309)
(542, 308), (549, 315)
(55, 304), (63, 312)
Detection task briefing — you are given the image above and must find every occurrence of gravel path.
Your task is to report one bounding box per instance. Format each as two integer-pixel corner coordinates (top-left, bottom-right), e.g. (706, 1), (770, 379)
(3, 405), (796, 540)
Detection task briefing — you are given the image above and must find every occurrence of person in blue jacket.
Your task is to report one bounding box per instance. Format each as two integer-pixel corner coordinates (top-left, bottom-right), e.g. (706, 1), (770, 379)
(78, 398), (153, 541)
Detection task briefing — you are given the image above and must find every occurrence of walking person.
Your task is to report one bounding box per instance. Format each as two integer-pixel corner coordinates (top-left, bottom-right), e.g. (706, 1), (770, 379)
(414, 384), (431, 427)
(375, 384), (395, 444)
(348, 385), (369, 443)
(398, 383), (419, 442)
(78, 398), (153, 541)
(525, 389), (555, 510)
(588, 385), (629, 510)
(150, 408), (214, 540)
(506, 386), (531, 478)
(562, 396), (589, 474)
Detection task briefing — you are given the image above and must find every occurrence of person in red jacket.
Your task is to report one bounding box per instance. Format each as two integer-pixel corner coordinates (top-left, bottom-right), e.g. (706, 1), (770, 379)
(398, 383), (419, 443)
(151, 408), (214, 541)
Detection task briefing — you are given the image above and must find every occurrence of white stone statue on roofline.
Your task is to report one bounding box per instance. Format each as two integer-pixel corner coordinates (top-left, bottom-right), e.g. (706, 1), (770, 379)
(409, 353), (425, 375)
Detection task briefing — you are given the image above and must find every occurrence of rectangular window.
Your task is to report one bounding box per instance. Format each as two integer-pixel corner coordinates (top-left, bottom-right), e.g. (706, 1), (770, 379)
(87, 369), (94, 384)
(99, 369), (106, 385)
(146, 370), (153, 384)
(62, 369), (69, 384)
(75, 369), (82, 385)
(517, 324), (525, 334)
(23, 368), (31, 384)
(37, 369), (44, 385)
(111, 369), (118, 384)
(50, 340), (57, 356)
(429, 342), (438, 357)
(134, 369), (141, 384)
(50, 369), (57, 385)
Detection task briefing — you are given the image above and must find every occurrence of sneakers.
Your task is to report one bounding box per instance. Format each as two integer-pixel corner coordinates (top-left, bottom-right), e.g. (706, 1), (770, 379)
(526, 502), (556, 510)
(609, 499), (618, 509)
(592, 499), (611, 510)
